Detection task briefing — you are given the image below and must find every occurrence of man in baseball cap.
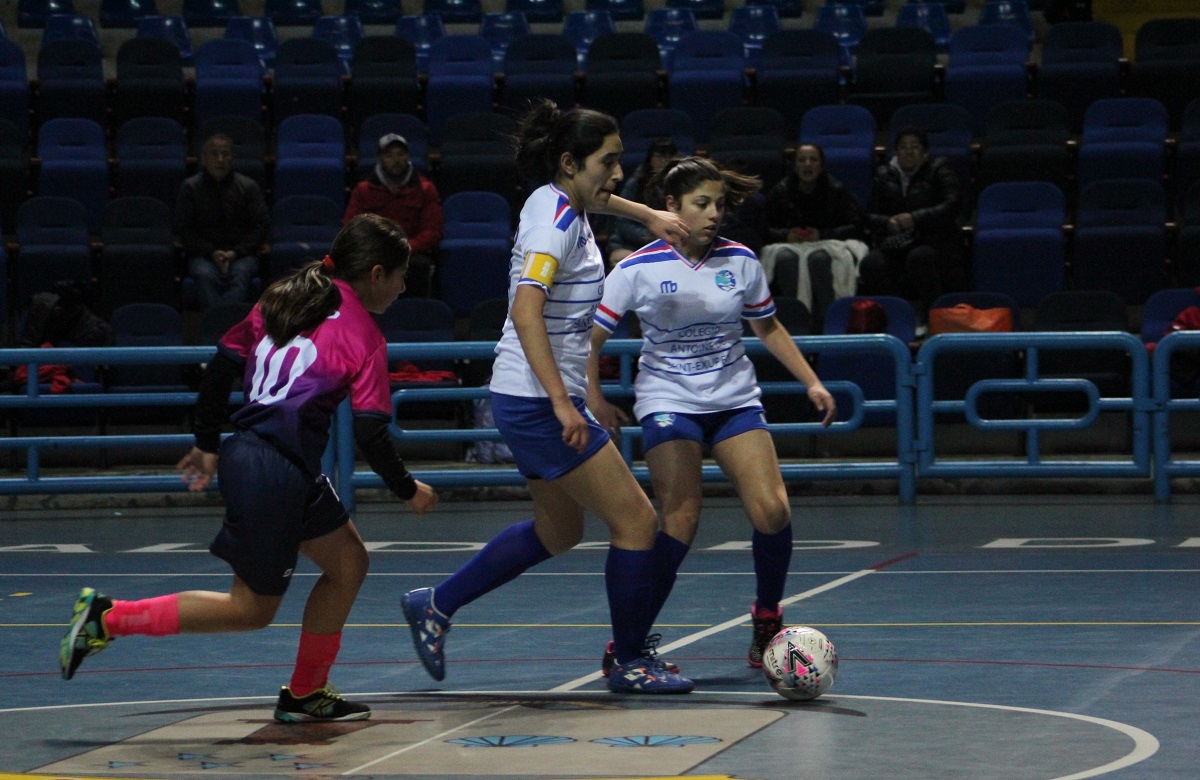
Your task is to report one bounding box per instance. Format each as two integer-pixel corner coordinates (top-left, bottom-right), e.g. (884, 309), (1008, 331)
(343, 133), (443, 297)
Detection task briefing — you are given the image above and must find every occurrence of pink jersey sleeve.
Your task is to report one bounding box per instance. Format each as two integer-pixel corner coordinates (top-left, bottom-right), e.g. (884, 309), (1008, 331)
(217, 306), (264, 361)
(347, 340), (392, 416)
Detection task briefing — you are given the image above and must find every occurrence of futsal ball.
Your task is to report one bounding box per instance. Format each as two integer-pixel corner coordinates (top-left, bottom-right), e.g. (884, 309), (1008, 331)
(762, 626), (838, 701)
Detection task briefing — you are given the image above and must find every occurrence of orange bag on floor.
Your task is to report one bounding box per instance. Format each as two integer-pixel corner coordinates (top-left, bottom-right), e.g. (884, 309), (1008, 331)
(927, 303), (1013, 335)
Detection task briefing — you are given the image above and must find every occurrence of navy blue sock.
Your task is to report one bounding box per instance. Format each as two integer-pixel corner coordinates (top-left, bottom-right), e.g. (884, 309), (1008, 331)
(605, 546), (656, 664)
(649, 531), (691, 626)
(752, 523), (793, 612)
(434, 519), (551, 618)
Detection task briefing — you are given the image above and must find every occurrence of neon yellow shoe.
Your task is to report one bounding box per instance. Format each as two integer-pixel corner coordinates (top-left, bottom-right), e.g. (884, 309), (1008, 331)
(274, 685), (371, 722)
(60, 587), (113, 680)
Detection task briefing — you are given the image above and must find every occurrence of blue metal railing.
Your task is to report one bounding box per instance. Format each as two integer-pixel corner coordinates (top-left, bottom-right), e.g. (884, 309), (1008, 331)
(3, 332), (1197, 505)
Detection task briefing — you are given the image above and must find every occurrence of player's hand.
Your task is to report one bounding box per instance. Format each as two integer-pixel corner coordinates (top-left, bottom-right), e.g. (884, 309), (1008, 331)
(406, 480), (438, 516)
(808, 382), (837, 428)
(589, 395), (630, 440)
(645, 209), (690, 247)
(553, 397), (590, 453)
(177, 446), (218, 492)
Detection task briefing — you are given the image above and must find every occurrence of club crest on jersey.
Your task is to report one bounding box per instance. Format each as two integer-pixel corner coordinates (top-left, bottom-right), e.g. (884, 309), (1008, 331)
(715, 270), (737, 291)
(652, 413), (676, 427)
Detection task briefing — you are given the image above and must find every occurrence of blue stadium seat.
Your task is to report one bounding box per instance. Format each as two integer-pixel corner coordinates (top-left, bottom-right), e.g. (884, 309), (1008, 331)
(268, 194), (343, 281)
(424, 34), (497, 145)
(264, 0), (322, 27)
(1076, 97), (1169, 191)
(100, 0), (158, 28)
(182, 0), (241, 28)
(192, 38), (265, 127)
(667, 0), (723, 22)
(115, 36), (186, 124)
(14, 196), (92, 304)
(506, 0), (563, 24)
(347, 36), (421, 130)
(224, 15), (278, 67)
(895, 1), (950, 51)
(1036, 21), (1123, 133)
(0, 39), (30, 135)
(479, 11), (530, 70)
(799, 104), (875, 206)
(274, 114), (347, 205)
(581, 31), (661, 122)
(942, 23), (1031, 134)
(426, 0), (482, 24)
(438, 191), (513, 318)
(619, 107), (695, 174)
(395, 13), (446, 74)
(312, 14), (363, 74)
(746, 0), (804, 19)
(667, 31), (747, 143)
(754, 29), (842, 136)
(272, 37), (344, 122)
(813, 2), (866, 65)
(586, 0), (643, 22)
(344, 0), (403, 24)
(136, 15), (194, 65)
(499, 33), (578, 113)
(1072, 180), (1169, 305)
(99, 196), (179, 313)
(36, 39), (107, 124)
(563, 9), (615, 69)
(644, 6), (696, 69)
(36, 117), (109, 234)
(114, 117), (187, 207)
(971, 181), (1065, 307)
(979, 0), (1035, 46)
(17, 0), (75, 29)
(728, 4), (781, 65)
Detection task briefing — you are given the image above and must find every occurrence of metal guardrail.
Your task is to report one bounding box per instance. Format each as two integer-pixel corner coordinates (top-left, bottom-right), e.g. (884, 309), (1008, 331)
(2, 332), (1196, 507)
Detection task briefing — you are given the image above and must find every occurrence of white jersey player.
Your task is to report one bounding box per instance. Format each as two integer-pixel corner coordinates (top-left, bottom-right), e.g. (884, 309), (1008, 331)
(588, 157), (837, 674)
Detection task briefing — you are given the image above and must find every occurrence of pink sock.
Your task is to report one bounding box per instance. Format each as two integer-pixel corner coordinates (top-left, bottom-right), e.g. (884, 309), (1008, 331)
(103, 594), (181, 637)
(289, 631), (342, 697)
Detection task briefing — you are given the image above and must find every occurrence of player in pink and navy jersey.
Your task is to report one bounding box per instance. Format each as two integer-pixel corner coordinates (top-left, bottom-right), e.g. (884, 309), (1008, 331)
(401, 100), (698, 694)
(588, 157), (837, 674)
(60, 214), (438, 722)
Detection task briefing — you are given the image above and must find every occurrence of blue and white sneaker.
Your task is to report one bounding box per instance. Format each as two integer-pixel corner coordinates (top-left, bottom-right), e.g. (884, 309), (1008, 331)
(401, 587), (450, 681)
(607, 656), (695, 694)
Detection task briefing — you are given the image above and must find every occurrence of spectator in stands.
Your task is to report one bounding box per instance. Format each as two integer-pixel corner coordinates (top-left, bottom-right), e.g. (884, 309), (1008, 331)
(760, 143), (868, 332)
(605, 138), (676, 269)
(343, 133), (444, 298)
(175, 134), (269, 311)
(859, 127), (964, 334)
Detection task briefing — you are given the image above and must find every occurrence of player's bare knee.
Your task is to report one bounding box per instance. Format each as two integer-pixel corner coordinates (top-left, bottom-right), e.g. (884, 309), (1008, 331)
(749, 497), (791, 535)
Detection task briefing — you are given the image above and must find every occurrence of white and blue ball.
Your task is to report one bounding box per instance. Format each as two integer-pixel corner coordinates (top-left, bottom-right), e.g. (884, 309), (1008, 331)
(762, 626), (838, 701)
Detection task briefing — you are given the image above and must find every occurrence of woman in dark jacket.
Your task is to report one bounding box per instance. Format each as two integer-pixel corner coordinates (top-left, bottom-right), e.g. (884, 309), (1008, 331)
(762, 143), (867, 330)
(858, 127), (965, 330)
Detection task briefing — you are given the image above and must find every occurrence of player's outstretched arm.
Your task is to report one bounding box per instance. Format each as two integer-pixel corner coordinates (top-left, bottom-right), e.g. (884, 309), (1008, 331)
(354, 414), (438, 513)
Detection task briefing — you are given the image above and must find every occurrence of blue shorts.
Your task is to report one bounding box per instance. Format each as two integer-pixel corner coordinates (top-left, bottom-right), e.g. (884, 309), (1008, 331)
(640, 406), (769, 454)
(209, 431), (350, 596)
(491, 391), (611, 481)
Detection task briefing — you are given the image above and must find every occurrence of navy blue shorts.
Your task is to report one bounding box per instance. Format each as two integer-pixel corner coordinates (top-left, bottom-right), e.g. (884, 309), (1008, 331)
(490, 391), (611, 481)
(640, 406), (769, 454)
(209, 432), (350, 596)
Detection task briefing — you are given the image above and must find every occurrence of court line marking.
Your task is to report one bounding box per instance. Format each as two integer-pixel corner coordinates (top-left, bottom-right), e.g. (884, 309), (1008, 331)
(340, 705), (519, 776)
(550, 567), (882, 693)
(0, 690), (1158, 780)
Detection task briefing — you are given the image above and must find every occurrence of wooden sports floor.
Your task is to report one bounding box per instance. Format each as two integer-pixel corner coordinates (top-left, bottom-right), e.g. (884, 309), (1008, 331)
(1, 493), (1198, 779)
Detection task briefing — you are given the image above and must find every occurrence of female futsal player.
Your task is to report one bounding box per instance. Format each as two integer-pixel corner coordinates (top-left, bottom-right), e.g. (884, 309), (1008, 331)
(587, 157), (837, 672)
(401, 100), (696, 694)
(60, 214), (438, 722)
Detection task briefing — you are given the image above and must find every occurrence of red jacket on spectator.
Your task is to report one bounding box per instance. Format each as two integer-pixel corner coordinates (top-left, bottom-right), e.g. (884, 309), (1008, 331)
(342, 168), (444, 256)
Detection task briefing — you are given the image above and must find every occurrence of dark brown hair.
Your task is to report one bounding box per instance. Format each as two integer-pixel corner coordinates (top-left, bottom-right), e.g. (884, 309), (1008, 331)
(258, 213), (410, 345)
(652, 156), (762, 211)
(515, 99), (620, 184)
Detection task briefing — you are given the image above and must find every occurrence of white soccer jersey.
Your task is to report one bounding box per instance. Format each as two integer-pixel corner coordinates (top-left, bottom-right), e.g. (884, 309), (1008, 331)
(490, 183), (606, 399)
(594, 237), (777, 419)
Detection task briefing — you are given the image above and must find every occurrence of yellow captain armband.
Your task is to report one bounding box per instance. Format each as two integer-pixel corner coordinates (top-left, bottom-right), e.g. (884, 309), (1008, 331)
(521, 251), (559, 288)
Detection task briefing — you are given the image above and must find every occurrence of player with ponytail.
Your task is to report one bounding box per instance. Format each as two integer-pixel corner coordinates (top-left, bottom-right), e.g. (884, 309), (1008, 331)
(61, 213), (437, 722)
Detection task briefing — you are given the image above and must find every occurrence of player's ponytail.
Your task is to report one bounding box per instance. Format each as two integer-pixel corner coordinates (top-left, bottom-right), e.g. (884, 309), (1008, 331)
(259, 214), (410, 345)
(515, 99), (619, 185)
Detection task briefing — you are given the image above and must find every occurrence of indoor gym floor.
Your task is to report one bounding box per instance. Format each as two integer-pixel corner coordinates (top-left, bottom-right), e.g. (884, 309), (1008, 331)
(1, 492), (1198, 779)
